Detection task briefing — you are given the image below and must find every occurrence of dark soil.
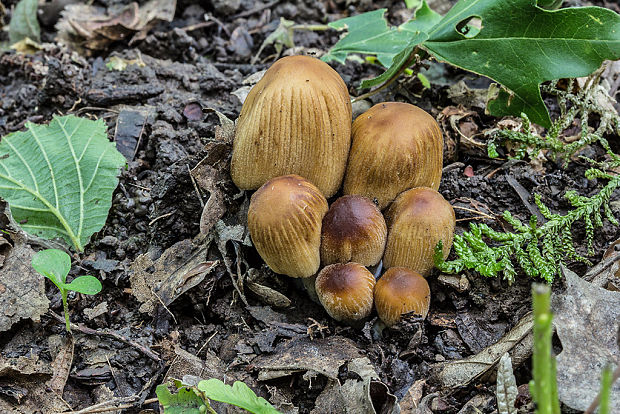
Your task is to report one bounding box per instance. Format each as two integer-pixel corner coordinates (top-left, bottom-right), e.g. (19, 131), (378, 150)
(0, 1), (618, 413)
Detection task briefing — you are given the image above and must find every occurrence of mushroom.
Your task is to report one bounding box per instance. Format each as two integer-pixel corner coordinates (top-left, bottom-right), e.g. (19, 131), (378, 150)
(343, 102), (443, 209)
(248, 175), (328, 278)
(383, 187), (455, 276)
(231, 55), (352, 198)
(374, 267), (430, 326)
(315, 262), (376, 324)
(320, 195), (387, 266)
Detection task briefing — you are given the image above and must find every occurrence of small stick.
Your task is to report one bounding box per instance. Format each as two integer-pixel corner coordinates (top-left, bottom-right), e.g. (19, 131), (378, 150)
(64, 397), (159, 414)
(452, 205), (495, 221)
(233, 0), (280, 19)
(47, 311), (161, 362)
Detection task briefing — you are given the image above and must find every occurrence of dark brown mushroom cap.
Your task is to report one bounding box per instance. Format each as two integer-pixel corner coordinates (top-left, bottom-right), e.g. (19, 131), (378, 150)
(374, 267), (430, 327)
(383, 187), (455, 276)
(231, 55), (352, 198)
(248, 175), (328, 278)
(343, 102), (443, 209)
(315, 262), (376, 323)
(320, 195), (387, 266)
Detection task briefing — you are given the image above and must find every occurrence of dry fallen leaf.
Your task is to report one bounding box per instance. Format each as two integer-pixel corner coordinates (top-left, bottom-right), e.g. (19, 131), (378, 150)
(432, 312), (533, 388)
(129, 236), (217, 313)
(56, 0), (176, 53)
(0, 233), (50, 332)
(552, 266), (620, 412)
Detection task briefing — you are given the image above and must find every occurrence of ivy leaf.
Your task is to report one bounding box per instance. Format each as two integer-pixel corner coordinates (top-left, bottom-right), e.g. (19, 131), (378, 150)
(421, 0), (620, 127)
(322, 3), (441, 68)
(155, 384), (205, 414)
(31, 248), (71, 287)
(9, 0), (40, 44)
(63, 276), (102, 295)
(0, 115), (126, 251)
(197, 379), (281, 414)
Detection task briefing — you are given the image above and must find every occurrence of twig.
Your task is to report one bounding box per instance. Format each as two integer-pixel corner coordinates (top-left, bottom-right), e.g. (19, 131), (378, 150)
(351, 47), (420, 103)
(149, 212), (174, 226)
(452, 205), (495, 221)
(233, 0), (280, 19)
(47, 311), (161, 362)
(188, 164), (205, 209)
(150, 286), (178, 325)
(63, 397), (159, 414)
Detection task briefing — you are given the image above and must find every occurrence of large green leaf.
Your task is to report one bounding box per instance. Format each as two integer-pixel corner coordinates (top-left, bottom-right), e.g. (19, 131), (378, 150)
(9, 0), (40, 44)
(197, 379), (281, 414)
(323, 0), (620, 127)
(322, 2), (441, 68)
(423, 0), (620, 127)
(0, 116), (126, 251)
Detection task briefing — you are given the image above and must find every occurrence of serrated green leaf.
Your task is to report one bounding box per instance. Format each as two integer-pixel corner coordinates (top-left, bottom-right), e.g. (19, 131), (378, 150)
(423, 0), (620, 127)
(197, 379), (281, 414)
(31, 248), (70, 287)
(156, 384), (206, 414)
(63, 275), (102, 295)
(322, 3), (441, 68)
(9, 0), (40, 44)
(0, 115), (126, 251)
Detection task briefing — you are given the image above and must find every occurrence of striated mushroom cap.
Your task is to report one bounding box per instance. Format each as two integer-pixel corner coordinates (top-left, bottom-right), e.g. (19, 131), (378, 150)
(374, 267), (430, 326)
(315, 262), (376, 324)
(383, 187), (455, 276)
(343, 102), (443, 209)
(231, 55), (352, 198)
(248, 175), (328, 278)
(320, 195), (387, 266)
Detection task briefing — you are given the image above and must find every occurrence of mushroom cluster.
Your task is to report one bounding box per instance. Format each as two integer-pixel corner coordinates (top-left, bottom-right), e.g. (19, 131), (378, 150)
(232, 55), (455, 327)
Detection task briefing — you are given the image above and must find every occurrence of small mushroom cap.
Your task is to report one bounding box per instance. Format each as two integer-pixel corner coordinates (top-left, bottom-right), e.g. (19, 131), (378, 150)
(343, 102), (443, 209)
(315, 262), (376, 323)
(383, 187), (455, 276)
(248, 175), (328, 278)
(231, 55), (352, 198)
(320, 195), (387, 266)
(374, 267), (430, 327)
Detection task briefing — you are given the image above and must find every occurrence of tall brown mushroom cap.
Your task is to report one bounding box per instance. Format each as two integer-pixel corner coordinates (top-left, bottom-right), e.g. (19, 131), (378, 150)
(343, 102), (443, 209)
(374, 267), (430, 327)
(320, 195), (387, 266)
(248, 175), (328, 278)
(315, 262), (376, 323)
(383, 187), (455, 276)
(231, 55), (352, 198)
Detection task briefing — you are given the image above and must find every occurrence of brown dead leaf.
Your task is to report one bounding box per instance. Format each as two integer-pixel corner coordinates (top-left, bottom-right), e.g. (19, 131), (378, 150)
(56, 0), (176, 53)
(0, 233), (50, 332)
(0, 328), (68, 413)
(552, 266), (620, 412)
(47, 335), (74, 395)
(255, 336), (363, 381)
(129, 236), (216, 313)
(432, 312), (533, 388)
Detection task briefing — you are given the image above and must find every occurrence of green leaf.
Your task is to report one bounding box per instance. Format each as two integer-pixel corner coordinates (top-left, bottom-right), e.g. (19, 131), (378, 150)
(63, 275), (102, 295)
(31, 248), (71, 287)
(404, 0), (422, 9)
(156, 384), (206, 414)
(322, 3), (441, 68)
(197, 379), (281, 414)
(423, 0), (620, 127)
(0, 115), (126, 251)
(9, 0), (40, 44)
